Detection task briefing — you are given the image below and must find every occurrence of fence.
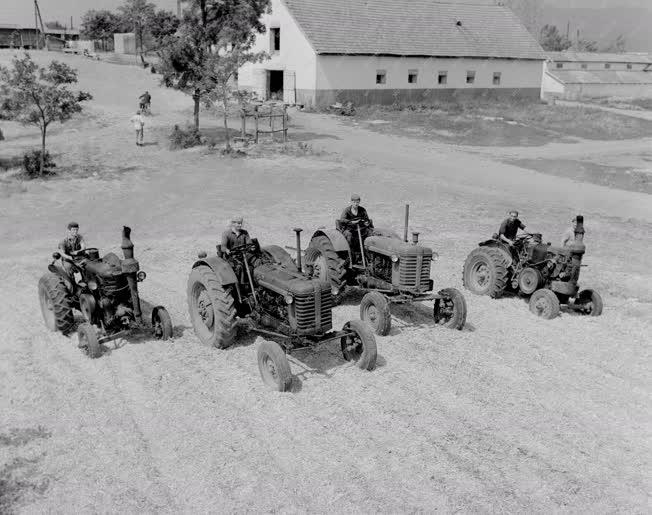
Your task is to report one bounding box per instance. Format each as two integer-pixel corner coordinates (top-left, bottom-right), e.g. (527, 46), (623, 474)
(240, 103), (288, 143)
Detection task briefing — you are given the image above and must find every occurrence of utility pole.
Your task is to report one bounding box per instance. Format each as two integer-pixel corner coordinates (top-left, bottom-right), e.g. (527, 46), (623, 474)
(177, 0), (182, 18)
(33, 0), (49, 50)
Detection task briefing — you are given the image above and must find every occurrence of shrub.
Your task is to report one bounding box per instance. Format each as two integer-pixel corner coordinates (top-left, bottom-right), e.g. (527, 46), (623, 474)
(169, 124), (203, 149)
(22, 150), (56, 177)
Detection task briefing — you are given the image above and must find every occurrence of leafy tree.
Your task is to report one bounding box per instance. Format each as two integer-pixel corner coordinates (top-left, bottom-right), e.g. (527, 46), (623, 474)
(573, 39), (598, 52)
(539, 24), (572, 51)
(118, 0), (157, 65)
(602, 34), (626, 53)
(149, 9), (180, 47)
(0, 54), (92, 176)
(45, 21), (67, 30)
(80, 10), (128, 50)
(159, 0), (270, 131)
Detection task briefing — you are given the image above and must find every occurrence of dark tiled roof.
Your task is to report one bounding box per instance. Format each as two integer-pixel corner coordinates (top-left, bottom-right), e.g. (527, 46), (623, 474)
(282, 0), (545, 60)
(548, 70), (652, 85)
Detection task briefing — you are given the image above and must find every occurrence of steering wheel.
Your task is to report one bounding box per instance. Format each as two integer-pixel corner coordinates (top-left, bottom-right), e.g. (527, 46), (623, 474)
(228, 241), (260, 256)
(74, 247), (98, 256)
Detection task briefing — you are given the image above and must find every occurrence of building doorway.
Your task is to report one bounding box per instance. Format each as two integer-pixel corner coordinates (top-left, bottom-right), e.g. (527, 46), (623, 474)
(269, 70), (283, 100)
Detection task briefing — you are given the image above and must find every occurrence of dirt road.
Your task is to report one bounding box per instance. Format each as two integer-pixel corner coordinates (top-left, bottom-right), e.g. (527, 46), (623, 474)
(1, 51), (650, 513)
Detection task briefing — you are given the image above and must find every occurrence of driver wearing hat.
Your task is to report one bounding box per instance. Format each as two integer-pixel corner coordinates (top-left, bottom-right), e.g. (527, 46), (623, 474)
(221, 216), (252, 254)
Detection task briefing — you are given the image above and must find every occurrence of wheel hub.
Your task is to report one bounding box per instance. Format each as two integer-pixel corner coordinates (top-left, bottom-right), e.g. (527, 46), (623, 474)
(197, 291), (214, 328)
(472, 263), (490, 288)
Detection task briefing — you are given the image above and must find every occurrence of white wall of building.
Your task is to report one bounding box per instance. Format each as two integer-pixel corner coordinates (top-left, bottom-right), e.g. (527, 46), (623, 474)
(238, 0), (316, 100)
(542, 72), (565, 97)
(564, 83), (652, 99)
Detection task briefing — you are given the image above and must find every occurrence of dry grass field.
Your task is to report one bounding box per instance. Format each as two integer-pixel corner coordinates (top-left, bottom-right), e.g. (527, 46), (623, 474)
(1, 50), (651, 513)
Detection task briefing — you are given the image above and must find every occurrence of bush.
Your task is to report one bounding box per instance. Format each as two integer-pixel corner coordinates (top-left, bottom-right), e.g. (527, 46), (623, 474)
(169, 124), (203, 150)
(22, 150), (56, 177)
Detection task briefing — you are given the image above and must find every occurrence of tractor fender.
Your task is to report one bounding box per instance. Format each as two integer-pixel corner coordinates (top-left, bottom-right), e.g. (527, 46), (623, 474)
(311, 228), (351, 259)
(262, 245), (298, 271)
(478, 239), (513, 267)
(192, 256), (238, 285)
(48, 263), (75, 293)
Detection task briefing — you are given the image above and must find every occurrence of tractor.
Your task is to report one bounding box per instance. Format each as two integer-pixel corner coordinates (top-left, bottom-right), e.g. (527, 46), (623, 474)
(302, 205), (467, 336)
(186, 229), (377, 392)
(462, 215), (603, 319)
(38, 226), (174, 357)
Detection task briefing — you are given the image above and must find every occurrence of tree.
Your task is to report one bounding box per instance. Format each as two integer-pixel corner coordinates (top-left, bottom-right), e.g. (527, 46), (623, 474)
(539, 24), (572, 52)
(159, 0), (270, 131)
(573, 39), (598, 52)
(149, 9), (180, 47)
(118, 0), (157, 65)
(80, 10), (128, 50)
(602, 34), (626, 53)
(0, 54), (92, 175)
(45, 21), (67, 30)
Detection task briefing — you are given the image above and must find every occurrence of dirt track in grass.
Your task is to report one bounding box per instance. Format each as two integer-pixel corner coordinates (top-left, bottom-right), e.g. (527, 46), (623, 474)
(0, 50), (650, 513)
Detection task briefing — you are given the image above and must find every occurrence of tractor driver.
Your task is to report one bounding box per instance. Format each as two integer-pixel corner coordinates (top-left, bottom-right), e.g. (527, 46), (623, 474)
(221, 216), (252, 255)
(340, 194), (374, 247)
(58, 221), (86, 275)
(498, 209), (526, 246)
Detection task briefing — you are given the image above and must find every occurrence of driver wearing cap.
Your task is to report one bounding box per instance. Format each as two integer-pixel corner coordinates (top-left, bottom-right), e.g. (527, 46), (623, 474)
(221, 216), (252, 254)
(340, 194), (374, 246)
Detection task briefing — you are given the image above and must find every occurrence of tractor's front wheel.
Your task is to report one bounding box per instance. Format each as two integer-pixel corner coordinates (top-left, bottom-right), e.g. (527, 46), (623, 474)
(38, 273), (74, 334)
(152, 306), (173, 340)
(78, 323), (102, 359)
(434, 288), (467, 330)
(340, 320), (377, 371)
(462, 248), (509, 298)
(187, 266), (237, 349)
(529, 289), (560, 320)
(304, 235), (347, 303)
(360, 291), (392, 336)
(575, 289), (603, 316)
(257, 340), (292, 392)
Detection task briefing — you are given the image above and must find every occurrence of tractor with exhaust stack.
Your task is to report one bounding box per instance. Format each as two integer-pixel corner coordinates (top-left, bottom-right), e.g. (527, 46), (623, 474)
(186, 229), (377, 392)
(462, 215), (603, 319)
(302, 205), (467, 336)
(38, 226), (174, 358)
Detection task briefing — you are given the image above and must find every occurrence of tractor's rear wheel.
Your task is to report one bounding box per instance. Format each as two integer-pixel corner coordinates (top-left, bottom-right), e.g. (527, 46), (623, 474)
(38, 273), (74, 334)
(529, 289), (560, 319)
(152, 306), (173, 340)
(77, 323), (102, 359)
(360, 291), (392, 336)
(257, 340), (292, 392)
(340, 320), (377, 371)
(576, 289), (603, 316)
(462, 248), (509, 298)
(187, 266), (237, 349)
(304, 235), (347, 303)
(434, 288), (467, 330)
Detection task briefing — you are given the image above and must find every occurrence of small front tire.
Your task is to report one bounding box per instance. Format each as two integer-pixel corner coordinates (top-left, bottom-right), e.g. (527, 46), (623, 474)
(257, 340), (292, 392)
(576, 289), (603, 316)
(360, 291), (392, 336)
(340, 320), (377, 371)
(434, 288), (467, 330)
(78, 323), (102, 359)
(152, 306), (173, 340)
(529, 289), (560, 320)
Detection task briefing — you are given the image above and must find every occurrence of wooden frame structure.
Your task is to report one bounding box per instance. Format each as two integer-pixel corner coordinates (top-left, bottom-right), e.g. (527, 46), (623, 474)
(240, 103), (288, 143)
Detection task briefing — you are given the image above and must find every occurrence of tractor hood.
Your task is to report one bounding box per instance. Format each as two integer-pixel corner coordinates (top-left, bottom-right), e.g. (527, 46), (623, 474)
(84, 252), (123, 279)
(253, 263), (329, 296)
(365, 236), (433, 258)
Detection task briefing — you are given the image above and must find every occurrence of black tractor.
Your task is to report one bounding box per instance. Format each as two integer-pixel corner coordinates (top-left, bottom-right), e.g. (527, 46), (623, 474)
(186, 229), (377, 392)
(38, 226), (173, 357)
(303, 205), (467, 336)
(462, 215), (603, 319)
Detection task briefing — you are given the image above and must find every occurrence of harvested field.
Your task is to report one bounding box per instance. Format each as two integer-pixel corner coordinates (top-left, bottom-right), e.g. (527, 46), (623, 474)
(0, 50), (650, 513)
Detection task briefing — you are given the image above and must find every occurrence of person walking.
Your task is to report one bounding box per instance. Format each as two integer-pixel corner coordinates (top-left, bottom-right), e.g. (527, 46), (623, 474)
(130, 110), (145, 146)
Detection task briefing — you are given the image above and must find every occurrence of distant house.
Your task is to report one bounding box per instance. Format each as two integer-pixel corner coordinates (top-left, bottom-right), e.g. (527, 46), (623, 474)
(543, 52), (652, 99)
(0, 24), (79, 49)
(238, 0), (547, 106)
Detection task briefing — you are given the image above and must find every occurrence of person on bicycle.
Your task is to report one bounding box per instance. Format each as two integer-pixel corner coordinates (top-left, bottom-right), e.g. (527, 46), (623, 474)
(498, 210), (526, 246)
(139, 91), (151, 112)
(339, 194), (374, 247)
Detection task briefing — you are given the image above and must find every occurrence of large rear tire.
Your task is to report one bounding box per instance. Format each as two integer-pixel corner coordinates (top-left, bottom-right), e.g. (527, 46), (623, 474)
(77, 323), (102, 359)
(38, 273), (74, 334)
(304, 235), (347, 301)
(257, 340), (292, 392)
(576, 289), (603, 316)
(529, 289), (560, 320)
(462, 248), (509, 298)
(187, 266), (237, 349)
(433, 288), (467, 330)
(360, 291), (392, 336)
(340, 320), (377, 371)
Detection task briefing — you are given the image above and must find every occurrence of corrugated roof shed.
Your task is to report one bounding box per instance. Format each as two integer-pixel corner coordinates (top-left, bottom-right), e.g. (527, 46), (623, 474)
(548, 70), (652, 85)
(282, 0), (545, 60)
(547, 52), (652, 64)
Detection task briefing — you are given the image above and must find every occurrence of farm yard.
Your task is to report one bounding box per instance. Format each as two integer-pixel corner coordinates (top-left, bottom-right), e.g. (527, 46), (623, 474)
(0, 50), (651, 513)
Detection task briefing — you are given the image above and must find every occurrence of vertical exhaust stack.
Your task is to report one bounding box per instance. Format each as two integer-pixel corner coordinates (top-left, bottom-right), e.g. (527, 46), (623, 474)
(121, 226), (142, 324)
(569, 215), (586, 283)
(293, 228), (303, 271)
(412, 231), (420, 245)
(404, 204), (410, 243)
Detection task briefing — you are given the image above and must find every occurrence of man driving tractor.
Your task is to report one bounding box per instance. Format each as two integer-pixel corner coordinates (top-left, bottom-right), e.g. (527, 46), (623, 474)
(58, 221), (86, 275)
(339, 194), (374, 247)
(221, 216), (252, 254)
(498, 210), (526, 247)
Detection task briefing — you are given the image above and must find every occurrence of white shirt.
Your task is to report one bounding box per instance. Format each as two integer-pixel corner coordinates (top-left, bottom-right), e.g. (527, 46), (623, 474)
(130, 114), (144, 130)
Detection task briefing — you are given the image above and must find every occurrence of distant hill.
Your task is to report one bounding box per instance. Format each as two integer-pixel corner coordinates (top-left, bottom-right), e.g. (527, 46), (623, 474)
(541, 6), (652, 52)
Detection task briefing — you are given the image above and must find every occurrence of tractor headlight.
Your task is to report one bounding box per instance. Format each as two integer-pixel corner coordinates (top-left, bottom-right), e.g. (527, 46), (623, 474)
(137, 271), (147, 282)
(88, 280), (98, 291)
(331, 287), (339, 296)
(391, 255), (399, 263)
(284, 295), (293, 304)
(432, 252), (439, 261)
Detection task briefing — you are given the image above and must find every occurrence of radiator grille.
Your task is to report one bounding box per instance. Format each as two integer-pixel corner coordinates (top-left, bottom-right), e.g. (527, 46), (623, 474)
(294, 288), (332, 332)
(399, 254), (431, 290)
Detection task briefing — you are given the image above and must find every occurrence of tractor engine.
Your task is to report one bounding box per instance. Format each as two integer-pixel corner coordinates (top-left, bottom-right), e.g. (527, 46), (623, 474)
(253, 263), (332, 335)
(363, 236), (434, 293)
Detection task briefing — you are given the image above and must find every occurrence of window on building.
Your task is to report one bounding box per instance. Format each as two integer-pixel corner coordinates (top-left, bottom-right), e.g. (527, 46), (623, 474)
(466, 71), (475, 84)
(376, 70), (386, 84)
(604, 63), (611, 69)
(556, 62), (563, 69)
(437, 71), (448, 85)
(493, 72), (501, 85)
(581, 63), (587, 69)
(408, 70), (418, 84)
(270, 27), (280, 52)
(627, 63), (633, 70)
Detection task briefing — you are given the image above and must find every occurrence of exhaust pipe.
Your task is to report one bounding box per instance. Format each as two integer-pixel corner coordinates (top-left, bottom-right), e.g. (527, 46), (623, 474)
(293, 228), (303, 271)
(121, 226), (142, 324)
(412, 231), (420, 245)
(403, 204), (410, 243)
(574, 215), (585, 242)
